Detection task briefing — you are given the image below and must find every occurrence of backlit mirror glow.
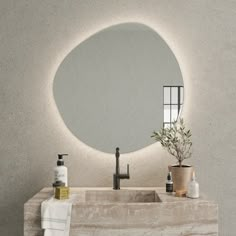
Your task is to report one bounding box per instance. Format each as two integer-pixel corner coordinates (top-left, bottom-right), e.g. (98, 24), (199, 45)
(53, 23), (184, 153)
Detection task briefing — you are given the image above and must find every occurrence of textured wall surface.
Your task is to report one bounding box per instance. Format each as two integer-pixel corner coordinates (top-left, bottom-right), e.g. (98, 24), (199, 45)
(0, 1), (235, 235)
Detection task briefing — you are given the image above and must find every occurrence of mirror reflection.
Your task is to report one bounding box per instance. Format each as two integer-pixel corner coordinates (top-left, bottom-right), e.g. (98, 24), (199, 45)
(53, 23), (184, 153)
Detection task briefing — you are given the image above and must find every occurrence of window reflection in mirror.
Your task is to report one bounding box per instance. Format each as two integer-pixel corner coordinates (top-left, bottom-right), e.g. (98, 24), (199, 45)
(163, 86), (184, 128)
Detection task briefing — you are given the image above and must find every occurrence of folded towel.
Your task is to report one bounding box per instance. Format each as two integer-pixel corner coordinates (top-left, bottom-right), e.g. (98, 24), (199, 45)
(41, 196), (73, 236)
(44, 228), (68, 236)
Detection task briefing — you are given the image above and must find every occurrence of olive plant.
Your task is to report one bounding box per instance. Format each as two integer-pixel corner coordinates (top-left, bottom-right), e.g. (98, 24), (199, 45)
(151, 118), (192, 167)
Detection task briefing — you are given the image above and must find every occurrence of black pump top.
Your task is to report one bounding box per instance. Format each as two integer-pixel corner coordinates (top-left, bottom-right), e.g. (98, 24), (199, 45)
(57, 154), (68, 166)
(167, 172), (172, 181)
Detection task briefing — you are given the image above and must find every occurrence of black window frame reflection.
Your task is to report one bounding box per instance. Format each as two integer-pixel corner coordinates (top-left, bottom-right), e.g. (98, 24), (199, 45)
(163, 86), (184, 128)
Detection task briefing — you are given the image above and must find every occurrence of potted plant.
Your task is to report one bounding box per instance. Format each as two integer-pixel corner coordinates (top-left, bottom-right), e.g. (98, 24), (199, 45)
(151, 118), (193, 191)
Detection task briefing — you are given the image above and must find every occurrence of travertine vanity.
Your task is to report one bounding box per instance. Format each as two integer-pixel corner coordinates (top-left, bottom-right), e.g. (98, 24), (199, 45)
(24, 187), (218, 236)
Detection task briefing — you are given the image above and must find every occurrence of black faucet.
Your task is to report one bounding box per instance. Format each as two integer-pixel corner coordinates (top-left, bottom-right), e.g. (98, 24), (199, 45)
(113, 147), (130, 190)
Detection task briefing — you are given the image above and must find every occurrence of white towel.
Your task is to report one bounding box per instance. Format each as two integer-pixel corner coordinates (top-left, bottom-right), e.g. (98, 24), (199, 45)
(41, 196), (73, 236)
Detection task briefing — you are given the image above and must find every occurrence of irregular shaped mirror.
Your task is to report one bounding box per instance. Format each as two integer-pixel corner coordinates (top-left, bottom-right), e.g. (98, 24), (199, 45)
(53, 23), (183, 153)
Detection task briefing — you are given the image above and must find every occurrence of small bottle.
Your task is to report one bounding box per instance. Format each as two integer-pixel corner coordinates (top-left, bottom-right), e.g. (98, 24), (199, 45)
(54, 154), (68, 186)
(187, 171), (199, 199)
(166, 172), (173, 193)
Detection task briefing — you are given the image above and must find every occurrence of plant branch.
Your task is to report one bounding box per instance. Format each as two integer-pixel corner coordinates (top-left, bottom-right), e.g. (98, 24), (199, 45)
(151, 118), (192, 165)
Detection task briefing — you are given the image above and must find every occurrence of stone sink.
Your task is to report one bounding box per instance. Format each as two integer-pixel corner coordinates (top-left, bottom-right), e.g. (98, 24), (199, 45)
(24, 187), (218, 236)
(85, 189), (161, 203)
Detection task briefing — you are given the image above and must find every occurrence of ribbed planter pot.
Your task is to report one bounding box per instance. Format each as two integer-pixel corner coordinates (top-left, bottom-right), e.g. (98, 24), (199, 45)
(171, 165), (193, 191)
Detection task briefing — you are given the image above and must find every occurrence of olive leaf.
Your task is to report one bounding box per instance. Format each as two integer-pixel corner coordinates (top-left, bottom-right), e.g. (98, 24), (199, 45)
(151, 118), (192, 167)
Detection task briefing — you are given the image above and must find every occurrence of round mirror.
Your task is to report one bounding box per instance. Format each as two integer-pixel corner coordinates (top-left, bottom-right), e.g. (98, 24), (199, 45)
(53, 23), (183, 153)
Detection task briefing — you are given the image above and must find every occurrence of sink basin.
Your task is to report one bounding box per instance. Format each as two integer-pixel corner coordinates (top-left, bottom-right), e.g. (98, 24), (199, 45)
(85, 189), (161, 203)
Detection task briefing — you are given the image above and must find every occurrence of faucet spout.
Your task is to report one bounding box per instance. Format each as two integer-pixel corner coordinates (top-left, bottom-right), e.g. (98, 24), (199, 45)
(113, 147), (130, 190)
(115, 147), (120, 175)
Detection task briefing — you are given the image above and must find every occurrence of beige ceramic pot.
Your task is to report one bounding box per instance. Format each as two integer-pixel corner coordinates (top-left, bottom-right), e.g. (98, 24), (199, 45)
(170, 165), (193, 192)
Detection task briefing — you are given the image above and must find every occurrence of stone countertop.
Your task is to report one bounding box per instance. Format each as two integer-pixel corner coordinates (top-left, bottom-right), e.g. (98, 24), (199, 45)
(25, 187), (216, 205)
(24, 187), (218, 236)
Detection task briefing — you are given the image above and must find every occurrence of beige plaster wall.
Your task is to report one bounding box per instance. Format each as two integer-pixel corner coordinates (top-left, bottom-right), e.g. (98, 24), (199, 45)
(0, 1), (235, 235)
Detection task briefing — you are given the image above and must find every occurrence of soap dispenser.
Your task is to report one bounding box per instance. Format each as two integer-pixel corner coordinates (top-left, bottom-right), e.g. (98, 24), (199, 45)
(166, 172), (173, 193)
(54, 154), (68, 187)
(187, 171), (199, 199)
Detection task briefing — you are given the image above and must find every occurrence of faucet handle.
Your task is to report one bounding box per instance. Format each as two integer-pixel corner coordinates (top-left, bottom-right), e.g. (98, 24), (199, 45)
(127, 164), (130, 176)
